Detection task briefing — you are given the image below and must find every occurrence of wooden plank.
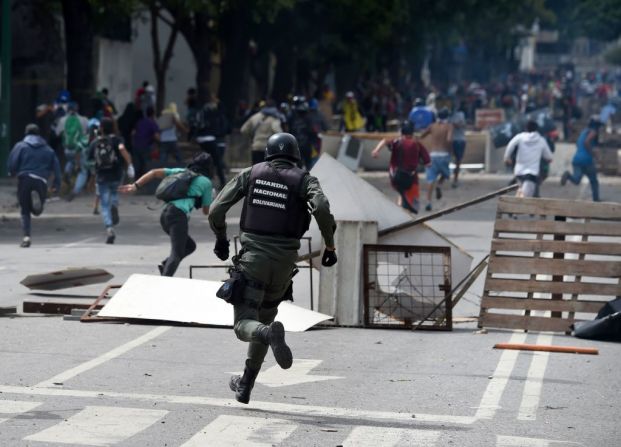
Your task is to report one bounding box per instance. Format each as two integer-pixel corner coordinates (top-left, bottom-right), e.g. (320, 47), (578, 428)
(480, 313), (574, 333)
(22, 301), (104, 315)
(0, 306), (17, 315)
(494, 343), (599, 355)
(497, 196), (621, 220)
(485, 277), (621, 296)
(491, 239), (621, 256)
(378, 184), (518, 237)
(494, 219), (621, 237)
(480, 295), (607, 313)
(488, 256), (621, 277)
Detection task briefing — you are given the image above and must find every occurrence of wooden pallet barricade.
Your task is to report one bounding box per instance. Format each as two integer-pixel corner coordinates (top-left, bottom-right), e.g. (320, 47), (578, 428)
(479, 196), (621, 333)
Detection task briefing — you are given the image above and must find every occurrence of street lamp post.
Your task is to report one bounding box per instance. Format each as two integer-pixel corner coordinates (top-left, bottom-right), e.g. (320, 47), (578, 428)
(0, 0), (12, 177)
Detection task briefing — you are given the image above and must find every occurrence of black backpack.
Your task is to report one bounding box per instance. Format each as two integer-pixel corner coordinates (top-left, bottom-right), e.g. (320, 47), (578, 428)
(155, 170), (199, 202)
(94, 136), (118, 170)
(198, 107), (229, 137)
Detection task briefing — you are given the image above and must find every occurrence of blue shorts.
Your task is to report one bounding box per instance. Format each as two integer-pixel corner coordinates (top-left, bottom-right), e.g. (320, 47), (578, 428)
(426, 154), (451, 183)
(452, 140), (466, 162)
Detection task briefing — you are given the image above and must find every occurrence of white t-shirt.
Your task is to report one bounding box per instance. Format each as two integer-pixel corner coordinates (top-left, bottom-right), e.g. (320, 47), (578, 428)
(504, 131), (553, 177)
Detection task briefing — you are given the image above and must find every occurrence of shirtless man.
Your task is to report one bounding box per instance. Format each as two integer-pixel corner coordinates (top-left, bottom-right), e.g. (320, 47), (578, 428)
(420, 107), (453, 211)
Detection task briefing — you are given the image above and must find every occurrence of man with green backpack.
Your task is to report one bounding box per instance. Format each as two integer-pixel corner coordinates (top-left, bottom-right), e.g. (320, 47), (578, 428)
(119, 152), (213, 275)
(57, 102), (88, 189)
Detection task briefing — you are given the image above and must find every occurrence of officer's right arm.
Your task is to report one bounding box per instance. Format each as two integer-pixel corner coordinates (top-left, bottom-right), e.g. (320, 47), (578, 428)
(304, 175), (336, 248)
(208, 168), (252, 240)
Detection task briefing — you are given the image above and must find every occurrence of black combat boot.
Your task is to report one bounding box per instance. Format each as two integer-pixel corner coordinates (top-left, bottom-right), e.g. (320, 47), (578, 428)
(229, 361), (260, 404)
(254, 321), (293, 369)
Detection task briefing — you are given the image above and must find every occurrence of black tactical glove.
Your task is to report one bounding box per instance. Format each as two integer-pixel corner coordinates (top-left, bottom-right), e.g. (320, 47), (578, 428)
(321, 248), (337, 267)
(214, 238), (230, 261)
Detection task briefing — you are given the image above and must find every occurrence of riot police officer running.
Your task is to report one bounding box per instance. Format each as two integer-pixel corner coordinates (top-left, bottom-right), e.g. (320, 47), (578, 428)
(208, 132), (337, 404)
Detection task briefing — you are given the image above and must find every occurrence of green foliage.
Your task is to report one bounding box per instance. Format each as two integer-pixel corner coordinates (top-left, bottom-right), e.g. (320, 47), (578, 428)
(573, 0), (621, 40)
(546, 0), (621, 41)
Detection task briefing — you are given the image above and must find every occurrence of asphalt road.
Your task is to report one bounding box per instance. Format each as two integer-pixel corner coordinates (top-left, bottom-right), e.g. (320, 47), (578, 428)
(0, 169), (619, 446)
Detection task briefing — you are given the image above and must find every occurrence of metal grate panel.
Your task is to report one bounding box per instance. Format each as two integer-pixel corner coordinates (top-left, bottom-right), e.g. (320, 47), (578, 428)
(363, 245), (452, 330)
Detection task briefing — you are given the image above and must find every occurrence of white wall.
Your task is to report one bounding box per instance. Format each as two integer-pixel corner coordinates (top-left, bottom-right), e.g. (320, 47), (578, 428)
(131, 12), (197, 116)
(97, 38), (133, 112)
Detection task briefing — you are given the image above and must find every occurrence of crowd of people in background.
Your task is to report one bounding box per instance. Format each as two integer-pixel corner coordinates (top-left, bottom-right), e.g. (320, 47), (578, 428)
(8, 65), (620, 248)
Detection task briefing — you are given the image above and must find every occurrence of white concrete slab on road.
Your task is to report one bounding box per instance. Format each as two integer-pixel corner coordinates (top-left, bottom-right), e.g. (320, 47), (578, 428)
(98, 274), (332, 332)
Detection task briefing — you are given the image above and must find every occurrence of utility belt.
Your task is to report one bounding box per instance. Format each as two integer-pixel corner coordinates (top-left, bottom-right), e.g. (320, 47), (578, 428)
(215, 250), (297, 309)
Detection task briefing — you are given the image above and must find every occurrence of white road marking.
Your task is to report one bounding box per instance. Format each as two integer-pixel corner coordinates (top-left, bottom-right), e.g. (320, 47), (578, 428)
(0, 400), (42, 424)
(63, 237), (99, 248)
(0, 385), (477, 425)
(497, 435), (581, 446)
(24, 405), (167, 446)
(475, 332), (528, 419)
(35, 326), (171, 387)
(342, 426), (441, 446)
(181, 415), (296, 447)
(232, 359), (344, 387)
(518, 333), (553, 421)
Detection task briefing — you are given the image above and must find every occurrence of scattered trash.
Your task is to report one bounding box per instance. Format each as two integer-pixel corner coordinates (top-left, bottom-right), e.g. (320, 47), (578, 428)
(20, 268), (113, 291)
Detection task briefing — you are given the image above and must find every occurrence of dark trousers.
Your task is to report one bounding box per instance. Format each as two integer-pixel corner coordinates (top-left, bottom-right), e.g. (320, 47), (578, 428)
(133, 148), (151, 180)
(17, 175), (47, 237)
(200, 140), (227, 187)
(159, 204), (196, 276)
(251, 150), (265, 166)
(567, 163), (600, 201)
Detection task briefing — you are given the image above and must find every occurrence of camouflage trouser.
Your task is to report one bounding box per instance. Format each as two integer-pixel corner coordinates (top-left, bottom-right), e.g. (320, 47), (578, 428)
(232, 247), (297, 371)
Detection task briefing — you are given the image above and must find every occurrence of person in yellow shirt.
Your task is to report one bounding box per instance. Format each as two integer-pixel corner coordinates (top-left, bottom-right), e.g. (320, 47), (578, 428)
(342, 91), (365, 131)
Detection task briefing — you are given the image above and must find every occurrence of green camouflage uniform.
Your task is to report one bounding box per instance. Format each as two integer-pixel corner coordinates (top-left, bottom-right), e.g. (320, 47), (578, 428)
(208, 158), (335, 370)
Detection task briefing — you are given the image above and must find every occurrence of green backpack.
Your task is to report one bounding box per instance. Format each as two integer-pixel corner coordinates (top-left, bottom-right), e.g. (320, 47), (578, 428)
(62, 114), (84, 151)
(155, 170), (199, 202)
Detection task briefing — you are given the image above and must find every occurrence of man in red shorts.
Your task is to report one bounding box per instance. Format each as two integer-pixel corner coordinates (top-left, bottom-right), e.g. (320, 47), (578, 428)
(371, 121), (431, 213)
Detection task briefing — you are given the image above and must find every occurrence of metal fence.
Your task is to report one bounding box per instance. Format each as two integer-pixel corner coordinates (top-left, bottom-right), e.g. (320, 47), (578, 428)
(363, 244), (452, 330)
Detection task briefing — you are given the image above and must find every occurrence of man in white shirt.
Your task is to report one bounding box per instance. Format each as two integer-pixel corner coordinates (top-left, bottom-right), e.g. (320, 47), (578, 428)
(504, 121), (553, 198)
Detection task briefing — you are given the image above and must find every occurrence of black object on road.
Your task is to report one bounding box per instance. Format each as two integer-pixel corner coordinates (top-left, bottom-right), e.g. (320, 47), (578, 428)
(573, 297), (621, 341)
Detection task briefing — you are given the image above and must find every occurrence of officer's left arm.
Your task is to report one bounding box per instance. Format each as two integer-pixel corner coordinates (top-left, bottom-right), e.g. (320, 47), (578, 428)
(208, 168), (251, 239)
(303, 175), (336, 248)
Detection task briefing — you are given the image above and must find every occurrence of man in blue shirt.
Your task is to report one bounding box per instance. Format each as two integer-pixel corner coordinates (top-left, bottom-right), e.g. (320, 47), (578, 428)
(408, 98), (435, 132)
(561, 118), (602, 201)
(119, 153), (213, 276)
(8, 124), (61, 247)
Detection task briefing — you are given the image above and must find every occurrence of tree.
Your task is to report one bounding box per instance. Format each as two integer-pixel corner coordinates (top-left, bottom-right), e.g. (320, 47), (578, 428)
(161, 1), (216, 104)
(61, 0), (96, 113)
(148, 2), (179, 113)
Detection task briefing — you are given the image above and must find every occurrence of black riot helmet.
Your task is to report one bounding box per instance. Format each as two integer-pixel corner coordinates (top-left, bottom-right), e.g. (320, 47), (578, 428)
(265, 132), (301, 161)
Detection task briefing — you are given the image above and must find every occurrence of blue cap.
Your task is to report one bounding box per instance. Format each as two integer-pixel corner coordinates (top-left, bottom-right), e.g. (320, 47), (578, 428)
(57, 89), (70, 103)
